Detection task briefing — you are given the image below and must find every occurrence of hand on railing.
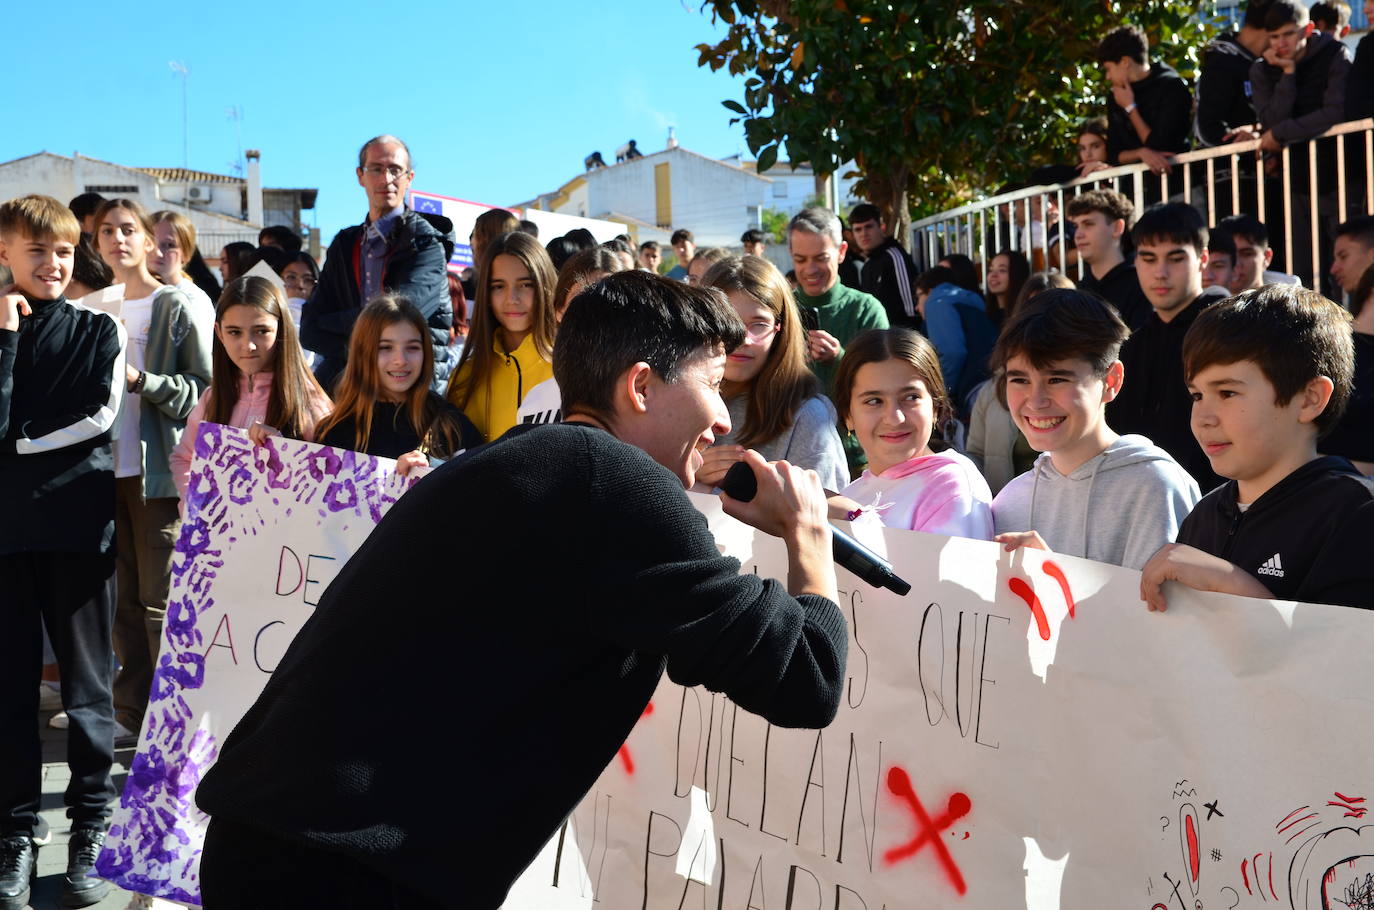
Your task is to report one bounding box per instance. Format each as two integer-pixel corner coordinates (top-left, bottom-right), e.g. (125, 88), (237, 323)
(1076, 160), (1110, 177)
(1222, 125), (1261, 143)
(1136, 147), (1173, 176)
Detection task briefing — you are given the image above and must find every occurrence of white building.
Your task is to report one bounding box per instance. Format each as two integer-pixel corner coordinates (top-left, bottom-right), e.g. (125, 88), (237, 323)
(0, 151), (319, 257)
(519, 138), (866, 250)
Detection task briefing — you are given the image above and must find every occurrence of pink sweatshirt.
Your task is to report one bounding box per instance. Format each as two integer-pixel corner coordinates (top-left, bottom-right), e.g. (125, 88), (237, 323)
(171, 371), (332, 502)
(841, 449), (994, 540)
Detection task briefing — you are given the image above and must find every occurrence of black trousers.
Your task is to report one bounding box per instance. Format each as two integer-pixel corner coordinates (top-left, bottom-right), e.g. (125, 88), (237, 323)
(201, 817), (446, 909)
(0, 551), (117, 835)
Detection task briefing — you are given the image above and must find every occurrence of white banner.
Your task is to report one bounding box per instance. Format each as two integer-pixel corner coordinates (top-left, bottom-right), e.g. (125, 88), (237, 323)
(95, 429), (1374, 909)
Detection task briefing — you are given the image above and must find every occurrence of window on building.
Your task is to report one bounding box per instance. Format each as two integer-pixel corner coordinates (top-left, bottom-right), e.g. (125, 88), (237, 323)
(773, 181), (788, 199)
(85, 185), (139, 194)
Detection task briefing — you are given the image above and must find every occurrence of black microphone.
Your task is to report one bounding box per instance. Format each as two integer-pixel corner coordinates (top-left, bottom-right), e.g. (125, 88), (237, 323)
(720, 461), (912, 596)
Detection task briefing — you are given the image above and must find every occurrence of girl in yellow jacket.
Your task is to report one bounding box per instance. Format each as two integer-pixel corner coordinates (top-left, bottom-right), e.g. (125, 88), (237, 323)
(446, 230), (557, 439)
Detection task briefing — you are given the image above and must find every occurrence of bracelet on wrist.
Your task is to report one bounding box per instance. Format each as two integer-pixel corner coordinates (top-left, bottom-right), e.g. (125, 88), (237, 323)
(1125, 102), (1138, 115)
(845, 507), (864, 522)
(129, 371), (146, 394)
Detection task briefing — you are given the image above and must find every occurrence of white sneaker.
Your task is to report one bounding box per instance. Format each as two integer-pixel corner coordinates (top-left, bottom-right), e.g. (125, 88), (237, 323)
(48, 711), (69, 729)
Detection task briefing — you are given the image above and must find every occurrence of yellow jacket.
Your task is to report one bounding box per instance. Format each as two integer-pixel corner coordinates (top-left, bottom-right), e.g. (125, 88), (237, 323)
(446, 334), (554, 441)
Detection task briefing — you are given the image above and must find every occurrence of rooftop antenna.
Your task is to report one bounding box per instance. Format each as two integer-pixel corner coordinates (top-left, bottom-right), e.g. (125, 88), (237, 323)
(226, 106), (245, 177)
(169, 61), (190, 167)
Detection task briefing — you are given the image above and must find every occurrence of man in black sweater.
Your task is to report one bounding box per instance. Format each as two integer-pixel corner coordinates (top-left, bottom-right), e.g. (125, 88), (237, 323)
(196, 271), (848, 909)
(1107, 204), (1225, 493)
(1069, 189), (1152, 330)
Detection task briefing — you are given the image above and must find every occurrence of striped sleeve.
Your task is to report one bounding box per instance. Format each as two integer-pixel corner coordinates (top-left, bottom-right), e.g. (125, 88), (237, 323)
(888, 247), (916, 318)
(14, 305), (127, 454)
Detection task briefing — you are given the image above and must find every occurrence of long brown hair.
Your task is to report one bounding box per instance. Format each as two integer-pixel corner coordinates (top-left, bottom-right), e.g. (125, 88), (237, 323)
(833, 328), (954, 452)
(701, 255), (819, 448)
(316, 295), (471, 455)
(207, 276), (327, 438)
(446, 231), (557, 412)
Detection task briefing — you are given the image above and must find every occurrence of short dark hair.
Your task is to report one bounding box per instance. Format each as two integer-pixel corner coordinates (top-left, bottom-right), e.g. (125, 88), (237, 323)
(258, 224), (303, 253)
(915, 266), (956, 294)
(1241, 0), (1276, 28)
(670, 229), (695, 245)
(1132, 202), (1207, 254)
(602, 236), (633, 256)
(1067, 188), (1134, 224)
(1263, 0), (1309, 29)
(517, 219), (539, 239)
(1096, 25), (1149, 65)
(1182, 285), (1354, 437)
(1207, 226), (1238, 260)
(555, 271), (744, 423)
(1216, 213), (1268, 249)
(1336, 215), (1374, 249)
(991, 289), (1130, 387)
(937, 253), (982, 293)
(849, 203), (883, 226)
(67, 192), (106, 223)
(1310, 0), (1351, 29)
(740, 229), (766, 245)
(638, 240), (661, 253)
(545, 236), (580, 272)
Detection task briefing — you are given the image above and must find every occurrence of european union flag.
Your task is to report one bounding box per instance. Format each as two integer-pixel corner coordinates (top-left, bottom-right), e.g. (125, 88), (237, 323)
(412, 195), (442, 215)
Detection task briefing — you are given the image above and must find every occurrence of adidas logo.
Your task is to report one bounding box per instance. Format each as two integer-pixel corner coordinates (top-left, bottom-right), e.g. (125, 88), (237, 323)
(1257, 553), (1285, 578)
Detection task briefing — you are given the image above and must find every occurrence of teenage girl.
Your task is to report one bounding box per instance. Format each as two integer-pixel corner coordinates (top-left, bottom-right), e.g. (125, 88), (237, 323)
(515, 246), (625, 427)
(171, 276), (332, 502)
(984, 250), (1031, 324)
(696, 255), (848, 492)
(93, 197), (213, 741)
(829, 328), (993, 539)
(445, 231), (556, 440)
(150, 210), (215, 312)
(316, 295), (482, 475)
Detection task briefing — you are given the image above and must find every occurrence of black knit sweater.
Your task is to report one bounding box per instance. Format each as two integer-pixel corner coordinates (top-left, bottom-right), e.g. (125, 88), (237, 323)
(196, 422), (847, 907)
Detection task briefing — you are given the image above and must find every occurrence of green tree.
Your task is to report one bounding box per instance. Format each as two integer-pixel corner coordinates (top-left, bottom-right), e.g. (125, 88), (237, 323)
(696, 0), (1211, 238)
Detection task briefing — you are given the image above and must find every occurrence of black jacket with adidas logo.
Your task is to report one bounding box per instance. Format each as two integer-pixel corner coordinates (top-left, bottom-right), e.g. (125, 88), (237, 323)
(1176, 456), (1374, 609)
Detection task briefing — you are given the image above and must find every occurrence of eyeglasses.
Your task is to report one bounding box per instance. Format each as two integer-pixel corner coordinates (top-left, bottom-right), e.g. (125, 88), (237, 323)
(361, 165), (411, 180)
(283, 275), (317, 291)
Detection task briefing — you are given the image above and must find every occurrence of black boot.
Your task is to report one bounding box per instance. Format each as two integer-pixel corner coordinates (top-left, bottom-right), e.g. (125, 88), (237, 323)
(62, 825), (110, 908)
(0, 835), (36, 910)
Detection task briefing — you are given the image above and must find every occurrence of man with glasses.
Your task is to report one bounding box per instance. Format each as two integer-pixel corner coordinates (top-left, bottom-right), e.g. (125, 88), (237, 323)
(301, 134), (456, 391)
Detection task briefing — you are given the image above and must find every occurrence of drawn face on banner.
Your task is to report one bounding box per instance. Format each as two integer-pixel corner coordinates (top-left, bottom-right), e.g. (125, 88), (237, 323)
(723, 290), (780, 385)
(215, 304), (280, 376)
(376, 319), (425, 403)
(489, 252), (535, 351)
(847, 357), (936, 475)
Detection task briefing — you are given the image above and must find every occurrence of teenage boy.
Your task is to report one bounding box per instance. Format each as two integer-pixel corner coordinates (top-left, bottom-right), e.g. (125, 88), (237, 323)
(1195, 0), (1274, 147)
(1331, 216), (1374, 300)
(1096, 25), (1192, 175)
(1251, 0), (1351, 153)
(992, 289), (1200, 570)
(1068, 189), (1151, 330)
(638, 240), (663, 273)
(1212, 213), (1300, 292)
(668, 229), (695, 281)
(1310, 0), (1352, 38)
(1107, 203), (1225, 491)
(1140, 285), (1374, 610)
(1203, 227), (1239, 295)
(740, 229), (767, 258)
(850, 203), (921, 330)
(0, 196), (126, 909)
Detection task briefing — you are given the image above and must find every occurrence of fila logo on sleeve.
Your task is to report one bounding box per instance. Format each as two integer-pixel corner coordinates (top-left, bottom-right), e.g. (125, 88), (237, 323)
(1257, 553), (1285, 578)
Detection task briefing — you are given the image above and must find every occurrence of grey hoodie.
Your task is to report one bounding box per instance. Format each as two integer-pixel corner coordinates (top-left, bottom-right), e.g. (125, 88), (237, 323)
(991, 435), (1201, 570)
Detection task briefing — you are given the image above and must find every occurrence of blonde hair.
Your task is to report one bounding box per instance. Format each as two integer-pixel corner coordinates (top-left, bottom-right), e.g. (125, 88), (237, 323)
(0, 195), (80, 244)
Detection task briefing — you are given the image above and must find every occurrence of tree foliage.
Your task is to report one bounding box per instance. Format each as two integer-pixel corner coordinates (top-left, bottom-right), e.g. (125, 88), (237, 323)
(696, 0), (1212, 238)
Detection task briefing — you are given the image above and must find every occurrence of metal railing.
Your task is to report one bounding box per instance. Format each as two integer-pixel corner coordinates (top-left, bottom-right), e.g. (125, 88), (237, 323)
(909, 118), (1374, 292)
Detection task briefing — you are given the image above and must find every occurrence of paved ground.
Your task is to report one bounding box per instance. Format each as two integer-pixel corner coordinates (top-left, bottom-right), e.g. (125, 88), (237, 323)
(30, 703), (138, 910)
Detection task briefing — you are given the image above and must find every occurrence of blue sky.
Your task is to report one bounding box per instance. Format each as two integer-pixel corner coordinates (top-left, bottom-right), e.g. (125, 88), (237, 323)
(2, 0), (752, 240)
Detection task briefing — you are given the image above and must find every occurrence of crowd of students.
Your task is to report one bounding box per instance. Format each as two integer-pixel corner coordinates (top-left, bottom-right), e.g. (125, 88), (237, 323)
(4, 3), (1374, 900)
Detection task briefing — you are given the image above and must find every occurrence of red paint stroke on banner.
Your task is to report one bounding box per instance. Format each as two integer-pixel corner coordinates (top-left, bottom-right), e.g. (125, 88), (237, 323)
(882, 766), (971, 895)
(1008, 577), (1051, 641)
(1241, 858), (1251, 895)
(1186, 814), (1200, 885)
(616, 701), (656, 775)
(1040, 561), (1076, 618)
(1278, 812), (1318, 834)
